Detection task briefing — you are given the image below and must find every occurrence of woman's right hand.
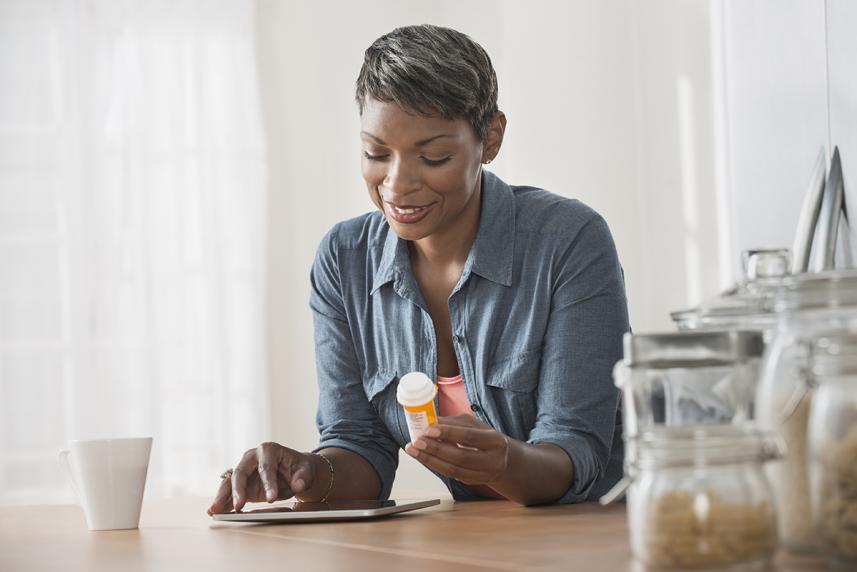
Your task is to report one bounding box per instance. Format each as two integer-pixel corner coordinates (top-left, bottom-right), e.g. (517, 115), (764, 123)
(207, 442), (323, 515)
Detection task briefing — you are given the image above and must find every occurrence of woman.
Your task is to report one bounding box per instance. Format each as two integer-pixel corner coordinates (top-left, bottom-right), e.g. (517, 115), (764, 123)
(208, 24), (629, 513)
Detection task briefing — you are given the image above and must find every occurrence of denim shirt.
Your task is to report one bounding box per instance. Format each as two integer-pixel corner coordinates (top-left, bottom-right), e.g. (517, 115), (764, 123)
(310, 170), (630, 504)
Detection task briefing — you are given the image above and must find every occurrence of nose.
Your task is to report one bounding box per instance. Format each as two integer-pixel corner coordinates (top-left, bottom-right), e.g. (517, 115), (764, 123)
(382, 156), (421, 197)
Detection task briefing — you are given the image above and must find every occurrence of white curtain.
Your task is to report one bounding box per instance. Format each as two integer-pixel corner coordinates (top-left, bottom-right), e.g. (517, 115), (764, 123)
(0, 0), (268, 503)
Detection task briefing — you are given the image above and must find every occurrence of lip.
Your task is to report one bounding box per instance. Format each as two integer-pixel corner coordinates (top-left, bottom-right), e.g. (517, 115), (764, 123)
(384, 201), (435, 224)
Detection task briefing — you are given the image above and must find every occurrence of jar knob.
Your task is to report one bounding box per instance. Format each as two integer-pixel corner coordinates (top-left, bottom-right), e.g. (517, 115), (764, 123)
(742, 248), (791, 282)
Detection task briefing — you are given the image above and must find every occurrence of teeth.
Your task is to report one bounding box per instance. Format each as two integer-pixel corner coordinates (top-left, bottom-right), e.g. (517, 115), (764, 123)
(390, 204), (425, 215)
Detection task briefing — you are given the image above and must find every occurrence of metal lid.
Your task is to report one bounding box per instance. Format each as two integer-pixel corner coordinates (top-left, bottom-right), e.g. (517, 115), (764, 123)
(622, 330), (765, 369)
(775, 269), (857, 312)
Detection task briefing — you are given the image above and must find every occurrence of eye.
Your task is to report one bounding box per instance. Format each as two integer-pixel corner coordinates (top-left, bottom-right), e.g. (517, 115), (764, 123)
(421, 156), (452, 166)
(363, 151), (389, 162)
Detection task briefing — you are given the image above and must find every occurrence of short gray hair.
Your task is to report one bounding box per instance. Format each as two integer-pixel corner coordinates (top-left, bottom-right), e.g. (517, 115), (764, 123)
(356, 24), (499, 141)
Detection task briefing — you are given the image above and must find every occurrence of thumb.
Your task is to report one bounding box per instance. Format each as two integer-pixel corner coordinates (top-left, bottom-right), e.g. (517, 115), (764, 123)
(289, 457), (317, 494)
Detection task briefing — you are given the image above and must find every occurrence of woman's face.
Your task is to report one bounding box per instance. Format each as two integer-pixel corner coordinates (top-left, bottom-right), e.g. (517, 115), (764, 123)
(360, 98), (485, 242)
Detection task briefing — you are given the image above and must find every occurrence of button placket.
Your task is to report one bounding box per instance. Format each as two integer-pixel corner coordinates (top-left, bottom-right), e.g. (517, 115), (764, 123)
(449, 291), (488, 425)
(392, 266), (436, 378)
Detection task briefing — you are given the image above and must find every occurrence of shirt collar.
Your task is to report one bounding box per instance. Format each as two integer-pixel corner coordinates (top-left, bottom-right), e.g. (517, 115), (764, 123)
(371, 169), (515, 295)
(371, 224), (407, 295)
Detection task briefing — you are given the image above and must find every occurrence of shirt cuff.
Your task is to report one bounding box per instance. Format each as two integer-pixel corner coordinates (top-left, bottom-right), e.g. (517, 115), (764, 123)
(528, 432), (604, 504)
(314, 437), (398, 501)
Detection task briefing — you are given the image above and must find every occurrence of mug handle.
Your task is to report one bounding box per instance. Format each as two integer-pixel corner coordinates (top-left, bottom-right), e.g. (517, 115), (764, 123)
(58, 449), (82, 503)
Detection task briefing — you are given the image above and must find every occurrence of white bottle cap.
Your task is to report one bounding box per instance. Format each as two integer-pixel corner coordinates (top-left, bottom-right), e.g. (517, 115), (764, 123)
(396, 372), (437, 407)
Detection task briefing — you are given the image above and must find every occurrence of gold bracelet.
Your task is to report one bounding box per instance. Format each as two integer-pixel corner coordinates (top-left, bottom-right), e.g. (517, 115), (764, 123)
(315, 452), (335, 503)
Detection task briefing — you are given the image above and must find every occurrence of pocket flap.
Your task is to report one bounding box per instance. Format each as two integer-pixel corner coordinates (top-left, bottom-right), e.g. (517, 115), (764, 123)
(364, 370), (398, 402)
(486, 350), (541, 392)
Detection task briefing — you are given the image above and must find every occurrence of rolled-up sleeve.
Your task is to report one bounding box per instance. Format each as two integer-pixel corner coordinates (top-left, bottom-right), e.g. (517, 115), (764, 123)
(309, 227), (399, 500)
(527, 214), (629, 504)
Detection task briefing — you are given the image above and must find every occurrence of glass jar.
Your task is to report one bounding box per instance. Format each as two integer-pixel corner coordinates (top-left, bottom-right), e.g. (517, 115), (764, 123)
(755, 269), (857, 553)
(602, 331), (765, 507)
(807, 334), (857, 568)
(627, 426), (780, 569)
(616, 330), (765, 441)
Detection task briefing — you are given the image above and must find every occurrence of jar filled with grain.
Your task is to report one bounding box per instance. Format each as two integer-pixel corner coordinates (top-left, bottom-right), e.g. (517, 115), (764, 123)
(807, 334), (857, 568)
(756, 270), (857, 553)
(601, 330), (766, 507)
(627, 426), (781, 569)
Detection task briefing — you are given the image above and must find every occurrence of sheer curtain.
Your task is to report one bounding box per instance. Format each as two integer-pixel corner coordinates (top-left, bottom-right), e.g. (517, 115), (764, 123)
(0, 0), (268, 503)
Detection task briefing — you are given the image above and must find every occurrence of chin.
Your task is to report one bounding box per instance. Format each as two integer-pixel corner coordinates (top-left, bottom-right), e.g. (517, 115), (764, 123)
(385, 217), (431, 242)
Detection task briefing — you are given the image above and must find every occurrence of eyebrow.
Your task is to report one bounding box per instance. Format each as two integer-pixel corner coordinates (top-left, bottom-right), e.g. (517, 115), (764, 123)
(360, 131), (454, 147)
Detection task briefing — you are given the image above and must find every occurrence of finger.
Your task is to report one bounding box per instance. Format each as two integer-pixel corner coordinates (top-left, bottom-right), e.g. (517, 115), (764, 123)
(219, 494), (235, 514)
(405, 443), (488, 485)
(208, 486), (236, 515)
(412, 436), (494, 471)
(437, 414), (483, 428)
(276, 463), (297, 497)
(275, 475), (294, 500)
(426, 424), (496, 450)
(256, 443), (280, 502)
(207, 474), (233, 515)
(231, 448), (257, 511)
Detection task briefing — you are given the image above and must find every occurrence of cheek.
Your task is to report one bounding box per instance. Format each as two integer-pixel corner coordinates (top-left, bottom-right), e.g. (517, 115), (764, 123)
(361, 160), (382, 183)
(431, 164), (476, 203)
(362, 163), (384, 207)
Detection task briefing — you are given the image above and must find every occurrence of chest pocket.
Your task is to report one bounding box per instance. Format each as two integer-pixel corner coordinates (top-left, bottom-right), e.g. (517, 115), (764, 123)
(363, 370), (408, 447)
(485, 349), (541, 437)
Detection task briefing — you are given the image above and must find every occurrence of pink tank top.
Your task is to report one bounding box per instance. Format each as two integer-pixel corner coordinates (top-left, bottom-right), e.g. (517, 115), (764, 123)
(437, 374), (505, 500)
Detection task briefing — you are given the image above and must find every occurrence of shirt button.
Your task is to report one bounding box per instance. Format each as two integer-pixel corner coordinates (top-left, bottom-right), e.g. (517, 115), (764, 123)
(453, 334), (463, 344)
(470, 404), (480, 412)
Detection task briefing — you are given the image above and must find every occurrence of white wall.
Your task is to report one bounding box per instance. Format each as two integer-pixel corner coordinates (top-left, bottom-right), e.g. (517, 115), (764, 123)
(720, 0), (829, 272)
(720, 0), (857, 271)
(255, 0), (725, 496)
(828, 0), (857, 259)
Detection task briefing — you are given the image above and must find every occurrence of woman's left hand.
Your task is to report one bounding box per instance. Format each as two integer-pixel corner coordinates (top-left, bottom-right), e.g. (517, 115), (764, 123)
(404, 415), (511, 486)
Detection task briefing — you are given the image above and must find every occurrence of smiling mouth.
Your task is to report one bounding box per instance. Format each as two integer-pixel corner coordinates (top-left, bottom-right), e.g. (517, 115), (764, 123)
(387, 203), (429, 215)
(383, 200), (435, 224)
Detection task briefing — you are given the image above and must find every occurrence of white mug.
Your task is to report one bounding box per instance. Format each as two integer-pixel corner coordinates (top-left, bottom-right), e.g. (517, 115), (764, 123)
(58, 437), (152, 531)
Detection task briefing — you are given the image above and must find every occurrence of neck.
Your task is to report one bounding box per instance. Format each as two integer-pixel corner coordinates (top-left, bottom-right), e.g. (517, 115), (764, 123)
(410, 172), (483, 269)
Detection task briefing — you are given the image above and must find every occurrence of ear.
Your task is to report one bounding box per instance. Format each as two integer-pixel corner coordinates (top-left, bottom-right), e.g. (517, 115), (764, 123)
(481, 111), (507, 164)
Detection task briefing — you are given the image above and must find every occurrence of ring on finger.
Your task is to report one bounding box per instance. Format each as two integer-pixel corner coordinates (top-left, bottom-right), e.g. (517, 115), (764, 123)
(220, 468), (234, 480)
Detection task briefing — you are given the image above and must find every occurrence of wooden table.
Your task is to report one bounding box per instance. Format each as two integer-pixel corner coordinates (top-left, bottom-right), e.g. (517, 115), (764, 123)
(0, 498), (827, 571)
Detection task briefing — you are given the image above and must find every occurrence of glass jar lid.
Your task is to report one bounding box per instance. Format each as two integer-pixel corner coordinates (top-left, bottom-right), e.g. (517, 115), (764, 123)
(670, 293), (773, 329)
(670, 249), (789, 330)
(622, 330), (765, 369)
(775, 269), (857, 312)
(633, 426), (783, 468)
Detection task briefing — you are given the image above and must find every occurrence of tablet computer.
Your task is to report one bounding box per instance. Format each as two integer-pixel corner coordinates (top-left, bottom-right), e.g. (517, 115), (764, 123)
(210, 498), (440, 523)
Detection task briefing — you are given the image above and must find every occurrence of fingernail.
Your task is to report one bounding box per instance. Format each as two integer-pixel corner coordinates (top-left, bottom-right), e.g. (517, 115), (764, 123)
(233, 495), (239, 508)
(426, 428), (440, 438)
(414, 439), (427, 450)
(266, 489), (275, 502)
(293, 479), (306, 492)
